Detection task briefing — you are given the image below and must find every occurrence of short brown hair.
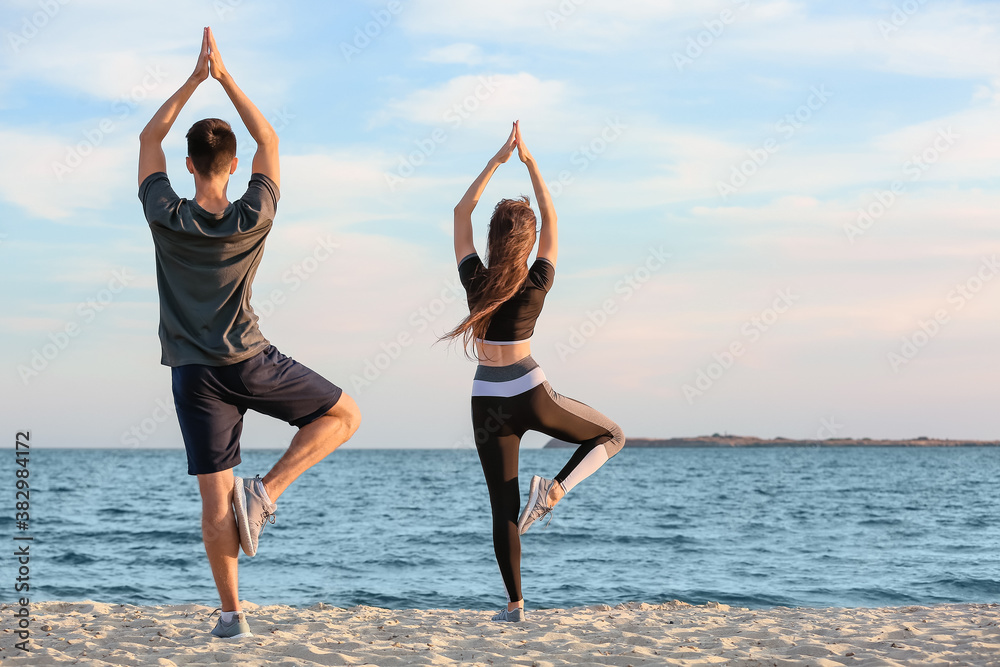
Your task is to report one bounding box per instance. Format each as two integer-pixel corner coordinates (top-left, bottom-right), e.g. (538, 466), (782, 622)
(186, 118), (237, 177)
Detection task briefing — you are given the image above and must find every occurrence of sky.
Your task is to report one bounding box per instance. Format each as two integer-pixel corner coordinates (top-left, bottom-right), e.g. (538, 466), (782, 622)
(1, 0), (999, 450)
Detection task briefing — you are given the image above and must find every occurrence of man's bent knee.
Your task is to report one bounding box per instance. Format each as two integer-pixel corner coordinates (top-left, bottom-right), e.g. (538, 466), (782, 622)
(325, 392), (361, 438)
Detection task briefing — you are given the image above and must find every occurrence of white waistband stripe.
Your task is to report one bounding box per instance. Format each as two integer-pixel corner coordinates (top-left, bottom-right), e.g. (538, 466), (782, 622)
(472, 367), (547, 397)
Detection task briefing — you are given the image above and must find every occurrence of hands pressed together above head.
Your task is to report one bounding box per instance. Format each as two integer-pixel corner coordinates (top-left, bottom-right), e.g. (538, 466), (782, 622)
(491, 121), (535, 167)
(190, 27), (230, 85)
(139, 27), (280, 188)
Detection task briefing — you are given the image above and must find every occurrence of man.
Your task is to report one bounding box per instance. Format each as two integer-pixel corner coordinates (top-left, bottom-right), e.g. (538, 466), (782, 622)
(138, 27), (360, 639)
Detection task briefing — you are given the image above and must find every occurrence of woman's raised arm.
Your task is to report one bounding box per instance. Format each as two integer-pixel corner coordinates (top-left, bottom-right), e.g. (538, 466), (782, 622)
(453, 122), (518, 265)
(516, 123), (557, 266)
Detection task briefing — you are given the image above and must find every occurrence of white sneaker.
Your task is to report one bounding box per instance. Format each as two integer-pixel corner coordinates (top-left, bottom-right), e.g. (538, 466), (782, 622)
(491, 607), (525, 622)
(210, 611), (253, 638)
(517, 475), (557, 535)
(233, 475), (276, 557)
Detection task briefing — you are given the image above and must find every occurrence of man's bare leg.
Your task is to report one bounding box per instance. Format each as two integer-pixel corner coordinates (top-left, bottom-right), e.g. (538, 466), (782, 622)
(198, 470), (241, 611)
(261, 393), (361, 501)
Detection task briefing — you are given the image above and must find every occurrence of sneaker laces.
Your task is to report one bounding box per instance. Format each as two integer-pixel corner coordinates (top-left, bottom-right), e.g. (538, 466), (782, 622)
(528, 504), (554, 530)
(531, 493), (555, 528)
(253, 475), (276, 529)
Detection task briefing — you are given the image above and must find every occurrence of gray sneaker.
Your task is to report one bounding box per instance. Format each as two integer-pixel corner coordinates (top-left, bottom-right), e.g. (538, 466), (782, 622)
(233, 475), (276, 557)
(491, 607), (525, 622)
(211, 611), (252, 638)
(517, 475), (556, 535)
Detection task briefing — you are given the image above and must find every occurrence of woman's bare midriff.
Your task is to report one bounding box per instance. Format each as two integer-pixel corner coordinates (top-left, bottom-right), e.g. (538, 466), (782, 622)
(476, 341), (532, 367)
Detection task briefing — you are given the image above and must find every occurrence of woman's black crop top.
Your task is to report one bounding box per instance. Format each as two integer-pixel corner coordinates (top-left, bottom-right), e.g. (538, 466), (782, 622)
(458, 252), (555, 344)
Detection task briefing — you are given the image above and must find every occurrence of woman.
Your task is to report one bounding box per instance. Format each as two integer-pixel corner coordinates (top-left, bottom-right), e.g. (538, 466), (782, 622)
(443, 121), (625, 622)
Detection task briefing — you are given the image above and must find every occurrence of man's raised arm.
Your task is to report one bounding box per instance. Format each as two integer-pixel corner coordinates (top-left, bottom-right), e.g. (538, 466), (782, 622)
(206, 29), (279, 188)
(138, 28), (211, 186)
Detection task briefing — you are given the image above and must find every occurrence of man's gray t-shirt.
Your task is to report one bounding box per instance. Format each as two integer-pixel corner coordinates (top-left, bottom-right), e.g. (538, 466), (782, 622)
(139, 171), (279, 367)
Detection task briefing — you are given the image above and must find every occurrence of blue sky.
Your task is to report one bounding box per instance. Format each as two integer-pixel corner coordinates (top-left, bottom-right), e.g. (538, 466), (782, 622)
(2, 0), (999, 449)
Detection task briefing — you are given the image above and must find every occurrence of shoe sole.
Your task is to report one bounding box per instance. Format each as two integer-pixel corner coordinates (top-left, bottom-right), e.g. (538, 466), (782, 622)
(232, 477), (256, 557)
(213, 631), (254, 639)
(517, 476), (542, 535)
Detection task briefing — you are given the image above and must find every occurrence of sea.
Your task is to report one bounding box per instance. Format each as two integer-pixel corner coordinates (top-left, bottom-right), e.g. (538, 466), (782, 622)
(11, 447), (1000, 610)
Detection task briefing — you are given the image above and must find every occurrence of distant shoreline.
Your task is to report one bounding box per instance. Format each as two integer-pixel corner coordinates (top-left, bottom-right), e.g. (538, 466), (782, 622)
(544, 435), (1000, 448)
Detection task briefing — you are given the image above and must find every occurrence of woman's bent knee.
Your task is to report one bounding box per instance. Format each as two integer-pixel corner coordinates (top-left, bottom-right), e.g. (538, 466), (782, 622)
(603, 423), (625, 458)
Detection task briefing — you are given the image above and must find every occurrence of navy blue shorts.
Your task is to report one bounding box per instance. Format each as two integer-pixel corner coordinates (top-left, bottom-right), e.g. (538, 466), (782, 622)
(172, 345), (343, 476)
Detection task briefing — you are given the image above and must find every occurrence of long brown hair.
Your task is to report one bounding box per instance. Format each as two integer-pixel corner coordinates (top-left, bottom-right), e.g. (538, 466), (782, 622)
(443, 197), (537, 357)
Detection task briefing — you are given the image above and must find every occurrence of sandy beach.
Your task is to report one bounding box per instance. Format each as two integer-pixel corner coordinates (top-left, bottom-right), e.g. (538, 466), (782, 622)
(2, 600), (998, 666)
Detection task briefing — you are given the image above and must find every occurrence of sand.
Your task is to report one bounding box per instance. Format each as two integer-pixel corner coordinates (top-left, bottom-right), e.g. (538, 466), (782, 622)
(2, 600), (998, 666)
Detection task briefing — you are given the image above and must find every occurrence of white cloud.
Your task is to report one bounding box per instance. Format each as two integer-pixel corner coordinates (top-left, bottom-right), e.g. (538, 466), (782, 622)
(400, 0), (728, 50)
(558, 82), (1000, 217)
(0, 128), (129, 220)
(372, 72), (569, 130)
(1, 0), (291, 102)
(421, 43), (486, 65)
(277, 151), (399, 223)
(722, 3), (1000, 79)
(397, 0), (1000, 80)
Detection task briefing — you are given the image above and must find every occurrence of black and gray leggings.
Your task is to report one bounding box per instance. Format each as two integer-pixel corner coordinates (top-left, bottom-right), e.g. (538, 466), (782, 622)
(471, 355), (624, 604)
